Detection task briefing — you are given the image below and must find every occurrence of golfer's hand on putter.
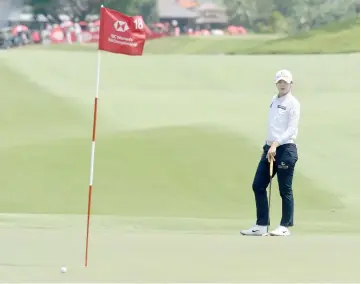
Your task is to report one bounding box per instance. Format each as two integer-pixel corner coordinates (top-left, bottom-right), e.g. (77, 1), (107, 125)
(267, 142), (278, 163)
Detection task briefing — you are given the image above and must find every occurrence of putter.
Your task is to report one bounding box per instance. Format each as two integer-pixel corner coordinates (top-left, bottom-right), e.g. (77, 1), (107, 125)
(266, 159), (274, 236)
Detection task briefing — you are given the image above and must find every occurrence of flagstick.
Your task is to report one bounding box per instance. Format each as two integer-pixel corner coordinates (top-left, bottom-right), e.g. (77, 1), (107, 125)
(85, 50), (101, 268)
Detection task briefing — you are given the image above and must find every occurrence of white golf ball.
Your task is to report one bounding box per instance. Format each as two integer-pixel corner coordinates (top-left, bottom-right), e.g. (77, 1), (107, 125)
(61, 266), (67, 273)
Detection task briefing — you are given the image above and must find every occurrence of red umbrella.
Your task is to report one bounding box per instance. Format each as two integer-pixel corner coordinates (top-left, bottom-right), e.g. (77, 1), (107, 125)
(61, 21), (74, 28)
(227, 25), (239, 35)
(237, 26), (247, 34)
(12, 25), (29, 35)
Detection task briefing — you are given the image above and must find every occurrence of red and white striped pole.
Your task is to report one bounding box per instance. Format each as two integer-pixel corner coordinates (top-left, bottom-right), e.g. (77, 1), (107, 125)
(85, 49), (101, 267)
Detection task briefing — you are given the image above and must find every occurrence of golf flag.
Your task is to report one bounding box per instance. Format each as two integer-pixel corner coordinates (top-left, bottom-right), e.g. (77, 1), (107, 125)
(98, 6), (146, 56)
(85, 6), (146, 268)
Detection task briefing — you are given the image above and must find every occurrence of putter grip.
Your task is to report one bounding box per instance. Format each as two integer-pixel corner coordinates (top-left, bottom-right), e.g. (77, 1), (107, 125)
(269, 161), (273, 176)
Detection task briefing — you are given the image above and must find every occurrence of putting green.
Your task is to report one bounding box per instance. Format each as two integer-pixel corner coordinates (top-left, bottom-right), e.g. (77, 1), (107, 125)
(0, 214), (359, 282)
(0, 48), (359, 282)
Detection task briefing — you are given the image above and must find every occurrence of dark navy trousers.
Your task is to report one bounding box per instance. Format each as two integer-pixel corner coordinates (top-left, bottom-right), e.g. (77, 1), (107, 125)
(252, 143), (298, 227)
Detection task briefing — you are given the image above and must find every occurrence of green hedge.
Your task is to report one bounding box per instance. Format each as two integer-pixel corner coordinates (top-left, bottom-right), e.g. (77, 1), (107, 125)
(248, 16), (360, 54)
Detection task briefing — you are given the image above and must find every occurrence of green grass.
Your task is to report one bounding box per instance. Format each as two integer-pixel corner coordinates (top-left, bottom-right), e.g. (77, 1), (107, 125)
(143, 34), (282, 54)
(0, 49), (359, 230)
(142, 16), (359, 54)
(0, 48), (359, 282)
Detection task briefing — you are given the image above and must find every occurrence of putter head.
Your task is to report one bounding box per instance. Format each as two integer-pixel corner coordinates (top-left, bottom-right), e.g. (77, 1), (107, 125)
(262, 233), (270, 236)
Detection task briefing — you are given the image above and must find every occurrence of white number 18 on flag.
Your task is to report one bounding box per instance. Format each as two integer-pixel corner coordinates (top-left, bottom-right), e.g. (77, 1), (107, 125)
(134, 18), (144, 29)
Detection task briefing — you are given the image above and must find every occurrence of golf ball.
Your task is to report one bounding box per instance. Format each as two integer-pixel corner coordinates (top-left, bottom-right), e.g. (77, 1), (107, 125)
(61, 266), (67, 273)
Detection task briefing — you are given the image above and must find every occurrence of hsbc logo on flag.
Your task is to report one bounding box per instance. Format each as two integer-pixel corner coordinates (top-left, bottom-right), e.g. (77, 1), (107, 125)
(99, 7), (146, 56)
(114, 21), (129, 32)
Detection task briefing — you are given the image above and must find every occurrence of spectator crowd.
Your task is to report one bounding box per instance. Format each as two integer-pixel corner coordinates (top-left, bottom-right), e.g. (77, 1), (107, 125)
(0, 18), (247, 49)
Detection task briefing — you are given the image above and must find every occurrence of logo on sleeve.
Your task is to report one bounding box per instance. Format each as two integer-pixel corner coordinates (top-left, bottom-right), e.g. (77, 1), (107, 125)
(277, 105), (286, 110)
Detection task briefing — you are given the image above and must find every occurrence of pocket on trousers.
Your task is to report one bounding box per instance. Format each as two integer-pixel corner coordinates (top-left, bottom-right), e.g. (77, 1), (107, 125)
(285, 147), (298, 166)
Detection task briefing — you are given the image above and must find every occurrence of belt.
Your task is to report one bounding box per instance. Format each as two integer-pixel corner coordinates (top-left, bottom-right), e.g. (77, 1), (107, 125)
(266, 140), (295, 146)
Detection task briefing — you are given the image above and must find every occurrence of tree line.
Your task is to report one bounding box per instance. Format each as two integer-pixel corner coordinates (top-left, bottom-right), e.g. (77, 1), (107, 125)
(226, 0), (359, 33)
(26, 0), (359, 33)
(26, 0), (158, 24)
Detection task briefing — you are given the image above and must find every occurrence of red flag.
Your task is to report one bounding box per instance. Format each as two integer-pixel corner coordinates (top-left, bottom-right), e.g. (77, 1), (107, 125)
(98, 7), (146, 56)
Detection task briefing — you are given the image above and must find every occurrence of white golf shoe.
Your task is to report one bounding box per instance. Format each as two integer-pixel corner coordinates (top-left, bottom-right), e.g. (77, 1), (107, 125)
(269, 225), (291, 236)
(240, 225), (267, 236)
